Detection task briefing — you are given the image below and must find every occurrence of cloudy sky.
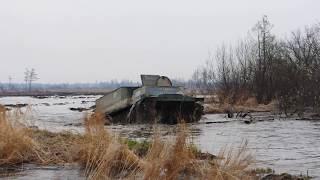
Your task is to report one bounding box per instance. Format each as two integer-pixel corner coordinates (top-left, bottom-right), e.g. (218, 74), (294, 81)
(0, 0), (319, 83)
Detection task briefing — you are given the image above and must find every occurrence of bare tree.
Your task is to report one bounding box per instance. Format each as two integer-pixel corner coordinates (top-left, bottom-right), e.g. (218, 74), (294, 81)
(24, 69), (30, 91)
(191, 52), (217, 94)
(193, 17), (320, 114)
(24, 68), (39, 92)
(277, 23), (320, 113)
(8, 76), (13, 90)
(0, 82), (4, 92)
(252, 15), (278, 103)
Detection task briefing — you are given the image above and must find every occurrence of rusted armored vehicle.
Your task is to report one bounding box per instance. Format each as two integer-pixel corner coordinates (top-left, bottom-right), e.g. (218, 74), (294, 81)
(96, 75), (204, 124)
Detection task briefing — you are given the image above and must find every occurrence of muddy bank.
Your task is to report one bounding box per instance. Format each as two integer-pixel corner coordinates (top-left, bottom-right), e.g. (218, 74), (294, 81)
(202, 96), (320, 122)
(203, 101), (276, 114)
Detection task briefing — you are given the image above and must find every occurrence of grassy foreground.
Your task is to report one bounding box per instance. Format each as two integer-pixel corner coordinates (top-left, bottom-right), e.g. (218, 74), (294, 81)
(0, 105), (310, 179)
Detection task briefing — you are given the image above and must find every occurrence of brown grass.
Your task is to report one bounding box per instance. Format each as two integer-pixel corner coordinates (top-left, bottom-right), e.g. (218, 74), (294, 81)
(243, 97), (258, 107)
(204, 97), (275, 114)
(142, 124), (200, 179)
(77, 113), (142, 179)
(205, 141), (255, 180)
(0, 105), (44, 166)
(32, 130), (82, 164)
(0, 106), (255, 179)
(142, 125), (254, 180)
(74, 114), (255, 179)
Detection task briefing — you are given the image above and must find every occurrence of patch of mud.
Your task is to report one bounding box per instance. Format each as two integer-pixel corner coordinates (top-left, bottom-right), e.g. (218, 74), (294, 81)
(33, 96), (50, 99)
(69, 107), (91, 112)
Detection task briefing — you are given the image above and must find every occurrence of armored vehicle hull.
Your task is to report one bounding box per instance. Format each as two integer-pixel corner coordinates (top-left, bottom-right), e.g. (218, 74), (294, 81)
(95, 75), (204, 124)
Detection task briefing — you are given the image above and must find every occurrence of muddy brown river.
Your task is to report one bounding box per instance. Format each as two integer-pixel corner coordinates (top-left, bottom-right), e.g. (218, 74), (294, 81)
(0, 96), (319, 179)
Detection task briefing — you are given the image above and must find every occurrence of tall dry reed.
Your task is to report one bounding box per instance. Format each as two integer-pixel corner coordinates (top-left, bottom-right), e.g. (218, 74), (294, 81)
(77, 114), (255, 179)
(204, 140), (255, 180)
(142, 124), (200, 180)
(77, 113), (142, 179)
(0, 106), (255, 179)
(0, 105), (44, 166)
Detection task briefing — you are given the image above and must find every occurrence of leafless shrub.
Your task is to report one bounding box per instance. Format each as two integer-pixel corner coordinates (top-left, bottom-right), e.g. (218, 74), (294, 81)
(193, 16), (320, 113)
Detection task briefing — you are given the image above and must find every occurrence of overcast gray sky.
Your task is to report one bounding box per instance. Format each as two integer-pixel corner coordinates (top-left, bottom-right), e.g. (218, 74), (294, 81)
(0, 0), (319, 83)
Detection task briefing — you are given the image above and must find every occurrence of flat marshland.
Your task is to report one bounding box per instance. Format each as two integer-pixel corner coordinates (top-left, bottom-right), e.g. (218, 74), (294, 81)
(0, 96), (318, 179)
(0, 106), (257, 179)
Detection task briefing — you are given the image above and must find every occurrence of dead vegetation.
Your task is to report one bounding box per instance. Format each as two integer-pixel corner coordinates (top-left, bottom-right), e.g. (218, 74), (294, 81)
(31, 130), (82, 164)
(77, 112), (142, 179)
(192, 17), (320, 115)
(205, 141), (254, 180)
(0, 105), (43, 166)
(142, 125), (200, 179)
(204, 96), (276, 114)
(0, 107), (257, 179)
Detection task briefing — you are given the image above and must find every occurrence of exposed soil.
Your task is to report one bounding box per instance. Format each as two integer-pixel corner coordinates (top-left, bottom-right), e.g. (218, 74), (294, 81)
(203, 101), (276, 114)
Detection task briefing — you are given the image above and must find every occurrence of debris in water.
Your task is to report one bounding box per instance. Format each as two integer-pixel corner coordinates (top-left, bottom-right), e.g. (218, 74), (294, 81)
(69, 107), (90, 112)
(4, 104), (28, 108)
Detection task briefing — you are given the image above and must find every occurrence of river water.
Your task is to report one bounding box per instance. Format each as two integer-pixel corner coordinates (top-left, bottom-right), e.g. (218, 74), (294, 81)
(0, 96), (319, 179)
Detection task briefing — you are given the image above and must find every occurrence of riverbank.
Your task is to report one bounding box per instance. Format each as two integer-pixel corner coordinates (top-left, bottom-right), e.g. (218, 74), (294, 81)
(202, 96), (320, 121)
(203, 96), (276, 114)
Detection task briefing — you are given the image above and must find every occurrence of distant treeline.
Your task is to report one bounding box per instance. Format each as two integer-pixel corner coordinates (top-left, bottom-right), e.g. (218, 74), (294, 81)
(0, 79), (189, 92)
(0, 80), (140, 92)
(192, 16), (320, 113)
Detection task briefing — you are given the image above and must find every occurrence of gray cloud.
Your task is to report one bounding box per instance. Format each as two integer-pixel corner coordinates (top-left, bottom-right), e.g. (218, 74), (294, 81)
(0, 0), (319, 83)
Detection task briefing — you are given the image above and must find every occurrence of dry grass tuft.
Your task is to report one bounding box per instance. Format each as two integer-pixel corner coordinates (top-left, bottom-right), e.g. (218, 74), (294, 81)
(83, 112), (105, 134)
(32, 130), (82, 164)
(140, 124), (255, 180)
(0, 105), (82, 166)
(142, 124), (201, 180)
(243, 97), (258, 107)
(0, 105), (44, 166)
(0, 106), (256, 179)
(205, 140), (255, 180)
(204, 97), (275, 114)
(77, 113), (142, 179)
